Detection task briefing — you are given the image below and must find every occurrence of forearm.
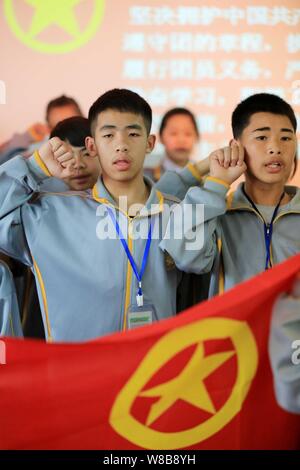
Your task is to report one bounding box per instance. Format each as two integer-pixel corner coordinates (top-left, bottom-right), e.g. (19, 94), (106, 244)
(156, 159), (208, 201)
(160, 178), (229, 274)
(0, 154), (49, 219)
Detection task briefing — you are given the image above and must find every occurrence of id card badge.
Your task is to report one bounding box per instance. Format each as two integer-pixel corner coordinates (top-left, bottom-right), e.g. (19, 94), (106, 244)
(127, 303), (157, 330)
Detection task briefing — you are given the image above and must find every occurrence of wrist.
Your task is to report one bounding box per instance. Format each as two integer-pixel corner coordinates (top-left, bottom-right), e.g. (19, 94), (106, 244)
(33, 150), (52, 177)
(205, 175), (230, 190)
(209, 173), (232, 185)
(186, 162), (203, 182)
(195, 157), (209, 176)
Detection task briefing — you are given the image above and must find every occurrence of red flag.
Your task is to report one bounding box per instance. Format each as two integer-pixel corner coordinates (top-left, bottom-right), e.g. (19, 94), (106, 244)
(1, 255), (300, 450)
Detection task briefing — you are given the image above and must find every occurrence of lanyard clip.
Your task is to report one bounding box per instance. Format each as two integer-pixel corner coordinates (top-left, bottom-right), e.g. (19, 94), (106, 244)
(136, 281), (143, 307)
(136, 294), (144, 307)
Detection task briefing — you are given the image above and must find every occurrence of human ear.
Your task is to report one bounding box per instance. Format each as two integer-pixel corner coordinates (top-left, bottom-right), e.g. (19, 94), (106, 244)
(229, 137), (241, 146)
(146, 134), (156, 154)
(85, 136), (97, 157)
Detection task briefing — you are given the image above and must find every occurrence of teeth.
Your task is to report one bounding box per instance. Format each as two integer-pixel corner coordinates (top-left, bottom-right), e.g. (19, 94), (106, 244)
(267, 163), (281, 167)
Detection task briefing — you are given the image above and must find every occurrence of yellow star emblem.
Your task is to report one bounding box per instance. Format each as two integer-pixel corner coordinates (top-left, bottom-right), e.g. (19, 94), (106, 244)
(25, 0), (82, 38)
(140, 344), (235, 425)
(110, 317), (258, 449)
(4, 0), (105, 54)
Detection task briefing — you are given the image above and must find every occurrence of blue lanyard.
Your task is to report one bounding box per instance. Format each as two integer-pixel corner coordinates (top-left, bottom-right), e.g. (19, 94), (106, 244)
(242, 187), (284, 270)
(106, 206), (153, 305)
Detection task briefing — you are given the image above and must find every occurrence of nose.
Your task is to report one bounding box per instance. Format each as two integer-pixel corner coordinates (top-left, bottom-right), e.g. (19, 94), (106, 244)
(72, 153), (86, 170)
(267, 148), (281, 156)
(115, 134), (129, 153)
(177, 137), (186, 146)
(267, 138), (281, 155)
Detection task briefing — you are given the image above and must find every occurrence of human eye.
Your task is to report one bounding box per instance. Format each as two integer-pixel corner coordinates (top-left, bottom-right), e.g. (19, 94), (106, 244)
(129, 132), (140, 137)
(255, 135), (267, 141)
(102, 133), (113, 138)
(281, 136), (292, 141)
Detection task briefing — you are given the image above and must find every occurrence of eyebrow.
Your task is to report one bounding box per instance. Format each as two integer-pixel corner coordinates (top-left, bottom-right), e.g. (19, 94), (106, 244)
(99, 124), (143, 131)
(252, 127), (294, 133)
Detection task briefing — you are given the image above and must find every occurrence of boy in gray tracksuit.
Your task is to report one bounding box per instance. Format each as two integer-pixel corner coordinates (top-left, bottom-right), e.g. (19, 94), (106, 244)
(0, 89), (210, 342)
(161, 93), (300, 413)
(161, 93), (300, 295)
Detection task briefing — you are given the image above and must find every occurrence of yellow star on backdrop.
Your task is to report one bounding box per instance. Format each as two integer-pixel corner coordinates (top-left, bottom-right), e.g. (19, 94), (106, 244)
(139, 343), (235, 426)
(25, 0), (83, 38)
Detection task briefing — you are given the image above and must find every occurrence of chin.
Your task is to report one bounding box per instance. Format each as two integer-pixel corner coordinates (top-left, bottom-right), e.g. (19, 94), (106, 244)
(116, 168), (141, 180)
(73, 181), (92, 191)
(113, 173), (133, 182)
(172, 155), (189, 164)
(260, 176), (286, 186)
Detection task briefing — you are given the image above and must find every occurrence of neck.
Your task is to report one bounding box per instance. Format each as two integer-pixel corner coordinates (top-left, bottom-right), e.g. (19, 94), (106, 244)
(166, 155), (188, 168)
(175, 159), (189, 168)
(244, 179), (288, 206)
(102, 172), (150, 214)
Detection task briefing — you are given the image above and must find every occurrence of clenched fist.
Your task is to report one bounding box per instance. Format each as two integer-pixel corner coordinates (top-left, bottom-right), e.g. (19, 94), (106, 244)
(209, 141), (247, 185)
(38, 137), (75, 179)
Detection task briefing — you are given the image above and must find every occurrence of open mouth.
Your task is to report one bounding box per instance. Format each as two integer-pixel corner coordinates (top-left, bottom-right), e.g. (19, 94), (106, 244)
(113, 159), (131, 170)
(264, 161), (283, 172)
(265, 162), (282, 168)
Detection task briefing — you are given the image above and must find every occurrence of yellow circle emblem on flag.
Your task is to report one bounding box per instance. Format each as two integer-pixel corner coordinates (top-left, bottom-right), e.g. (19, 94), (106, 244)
(4, 0), (105, 54)
(109, 318), (258, 450)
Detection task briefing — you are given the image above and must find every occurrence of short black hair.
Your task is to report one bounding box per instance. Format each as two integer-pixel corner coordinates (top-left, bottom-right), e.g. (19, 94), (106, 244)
(50, 117), (90, 147)
(232, 93), (297, 139)
(46, 95), (83, 123)
(159, 107), (199, 137)
(88, 88), (152, 135)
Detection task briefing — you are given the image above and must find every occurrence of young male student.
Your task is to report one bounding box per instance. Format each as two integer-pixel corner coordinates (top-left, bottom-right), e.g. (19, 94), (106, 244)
(161, 93), (300, 295)
(53, 115), (211, 312)
(0, 88), (207, 342)
(20, 116), (102, 339)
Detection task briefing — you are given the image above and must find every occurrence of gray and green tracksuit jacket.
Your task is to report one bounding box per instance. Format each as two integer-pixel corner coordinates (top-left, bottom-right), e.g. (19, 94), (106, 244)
(161, 177), (300, 296)
(0, 155), (190, 341)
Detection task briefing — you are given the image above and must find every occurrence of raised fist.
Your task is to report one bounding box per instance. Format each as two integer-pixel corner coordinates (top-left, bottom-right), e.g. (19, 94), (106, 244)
(38, 137), (75, 179)
(209, 141), (247, 185)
